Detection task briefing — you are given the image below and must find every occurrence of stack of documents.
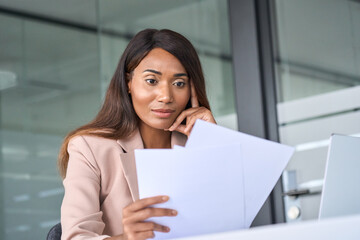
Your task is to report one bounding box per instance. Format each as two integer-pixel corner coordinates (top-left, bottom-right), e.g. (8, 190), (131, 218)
(135, 120), (294, 239)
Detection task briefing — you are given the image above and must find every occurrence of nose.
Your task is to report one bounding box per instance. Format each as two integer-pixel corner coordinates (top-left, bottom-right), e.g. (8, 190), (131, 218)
(157, 83), (173, 103)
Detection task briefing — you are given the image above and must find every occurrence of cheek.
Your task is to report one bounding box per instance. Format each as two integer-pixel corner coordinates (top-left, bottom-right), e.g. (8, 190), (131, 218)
(175, 90), (191, 110)
(130, 86), (154, 113)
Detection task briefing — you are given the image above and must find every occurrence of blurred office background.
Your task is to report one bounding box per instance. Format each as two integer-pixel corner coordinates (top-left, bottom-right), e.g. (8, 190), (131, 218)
(0, 0), (359, 239)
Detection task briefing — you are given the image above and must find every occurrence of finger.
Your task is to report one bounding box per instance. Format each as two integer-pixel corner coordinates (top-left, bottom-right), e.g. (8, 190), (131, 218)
(183, 115), (198, 134)
(134, 231), (155, 240)
(124, 195), (169, 213)
(127, 222), (170, 233)
(190, 81), (199, 108)
(168, 108), (199, 131)
(173, 124), (188, 136)
(128, 208), (177, 223)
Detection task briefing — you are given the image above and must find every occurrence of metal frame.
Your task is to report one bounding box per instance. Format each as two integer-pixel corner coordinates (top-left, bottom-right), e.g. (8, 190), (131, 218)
(228, 0), (285, 226)
(0, 105), (3, 240)
(0, 5), (133, 40)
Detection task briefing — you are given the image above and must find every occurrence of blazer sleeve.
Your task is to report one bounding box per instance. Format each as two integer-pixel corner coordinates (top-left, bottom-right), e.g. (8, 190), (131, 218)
(61, 136), (110, 240)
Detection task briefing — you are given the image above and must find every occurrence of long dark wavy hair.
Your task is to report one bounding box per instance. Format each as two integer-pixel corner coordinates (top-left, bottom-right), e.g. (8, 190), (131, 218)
(58, 29), (211, 178)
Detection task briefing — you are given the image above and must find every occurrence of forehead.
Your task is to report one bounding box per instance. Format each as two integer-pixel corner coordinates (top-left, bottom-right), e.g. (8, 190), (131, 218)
(135, 48), (186, 73)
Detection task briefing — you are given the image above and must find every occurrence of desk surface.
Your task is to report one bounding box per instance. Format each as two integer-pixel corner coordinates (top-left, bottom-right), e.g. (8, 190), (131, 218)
(173, 214), (360, 240)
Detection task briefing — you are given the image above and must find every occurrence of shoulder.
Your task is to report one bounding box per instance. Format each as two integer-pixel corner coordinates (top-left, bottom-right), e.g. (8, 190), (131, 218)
(67, 134), (126, 176)
(69, 134), (122, 154)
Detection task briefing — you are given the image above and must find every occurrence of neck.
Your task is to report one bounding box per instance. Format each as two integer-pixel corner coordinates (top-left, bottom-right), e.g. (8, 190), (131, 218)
(139, 122), (172, 149)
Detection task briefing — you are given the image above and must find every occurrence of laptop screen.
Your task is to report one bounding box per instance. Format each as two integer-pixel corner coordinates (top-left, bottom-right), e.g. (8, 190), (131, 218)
(319, 134), (360, 219)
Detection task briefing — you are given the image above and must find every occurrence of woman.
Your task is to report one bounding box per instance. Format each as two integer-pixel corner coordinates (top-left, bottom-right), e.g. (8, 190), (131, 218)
(59, 29), (216, 240)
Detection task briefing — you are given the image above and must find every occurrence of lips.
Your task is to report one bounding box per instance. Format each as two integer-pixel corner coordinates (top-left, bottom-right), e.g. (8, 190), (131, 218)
(151, 109), (175, 118)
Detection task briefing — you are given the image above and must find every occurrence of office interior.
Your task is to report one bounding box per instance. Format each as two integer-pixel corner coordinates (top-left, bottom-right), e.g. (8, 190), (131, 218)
(0, 0), (359, 239)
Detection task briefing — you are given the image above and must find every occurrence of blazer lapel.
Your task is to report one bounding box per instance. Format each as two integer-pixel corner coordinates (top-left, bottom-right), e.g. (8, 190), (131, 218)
(117, 130), (143, 202)
(119, 151), (140, 202)
(117, 129), (187, 202)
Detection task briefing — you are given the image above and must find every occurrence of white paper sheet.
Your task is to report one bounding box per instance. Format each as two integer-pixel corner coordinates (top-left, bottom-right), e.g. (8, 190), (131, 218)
(173, 145), (185, 149)
(185, 120), (294, 227)
(135, 143), (245, 239)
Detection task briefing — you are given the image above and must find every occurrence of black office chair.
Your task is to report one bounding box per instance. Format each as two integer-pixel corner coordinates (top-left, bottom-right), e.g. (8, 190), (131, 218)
(47, 223), (62, 240)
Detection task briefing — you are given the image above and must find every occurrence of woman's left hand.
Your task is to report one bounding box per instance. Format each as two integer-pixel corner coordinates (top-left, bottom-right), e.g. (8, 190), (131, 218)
(167, 81), (216, 136)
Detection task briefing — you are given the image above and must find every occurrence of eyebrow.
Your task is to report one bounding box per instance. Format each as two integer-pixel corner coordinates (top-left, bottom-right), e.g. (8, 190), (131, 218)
(143, 69), (162, 75)
(174, 73), (188, 77)
(143, 69), (188, 78)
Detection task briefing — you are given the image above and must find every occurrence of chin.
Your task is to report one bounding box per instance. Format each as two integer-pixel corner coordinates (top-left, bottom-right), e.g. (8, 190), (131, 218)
(154, 122), (173, 130)
(144, 119), (174, 130)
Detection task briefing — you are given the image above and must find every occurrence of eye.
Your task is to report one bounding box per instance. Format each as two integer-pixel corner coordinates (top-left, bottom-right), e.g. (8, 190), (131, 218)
(173, 81), (186, 87)
(146, 79), (157, 85)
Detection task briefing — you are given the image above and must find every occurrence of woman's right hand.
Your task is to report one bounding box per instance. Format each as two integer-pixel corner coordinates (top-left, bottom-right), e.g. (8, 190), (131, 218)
(121, 195), (177, 240)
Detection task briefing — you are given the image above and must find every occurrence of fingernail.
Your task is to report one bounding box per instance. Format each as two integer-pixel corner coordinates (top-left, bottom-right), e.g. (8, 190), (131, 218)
(162, 196), (169, 201)
(172, 210), (177, 215)
(164, 227), (170, 232)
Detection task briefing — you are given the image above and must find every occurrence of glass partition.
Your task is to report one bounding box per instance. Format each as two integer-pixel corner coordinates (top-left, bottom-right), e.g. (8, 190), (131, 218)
(0, 1), (236, 239)
(0, 3), (100, 239)
(272, 0), (360, 221)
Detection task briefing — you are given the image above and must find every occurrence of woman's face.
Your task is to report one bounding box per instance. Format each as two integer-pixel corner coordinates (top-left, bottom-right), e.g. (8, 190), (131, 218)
(128, 48), (191, 130)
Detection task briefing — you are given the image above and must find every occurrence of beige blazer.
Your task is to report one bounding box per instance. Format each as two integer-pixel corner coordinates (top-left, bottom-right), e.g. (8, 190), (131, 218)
(61, 129), (187, 240)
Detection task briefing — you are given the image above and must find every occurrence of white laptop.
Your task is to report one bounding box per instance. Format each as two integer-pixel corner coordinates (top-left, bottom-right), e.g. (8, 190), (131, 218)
(319, 134), (360, 219)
